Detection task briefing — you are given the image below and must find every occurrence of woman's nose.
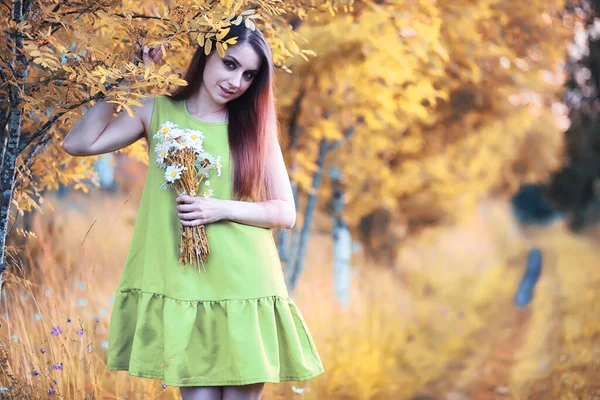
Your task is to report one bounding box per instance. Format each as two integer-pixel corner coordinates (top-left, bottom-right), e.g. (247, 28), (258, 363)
(228, 73), (242, 89)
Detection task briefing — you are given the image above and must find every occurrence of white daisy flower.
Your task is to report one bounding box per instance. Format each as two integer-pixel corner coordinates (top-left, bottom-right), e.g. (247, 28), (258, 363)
(204, 180), (210, 187)
(153, 121), (177, 141)
(185, 128), (205, 148)
(202, 188), (214, 198)
(172, 138), (188, 151)
(155, 127), (184, 143)
(154, 142), (171, 166)
(168, 128), (184, 140)
(164, 165), (187, 183)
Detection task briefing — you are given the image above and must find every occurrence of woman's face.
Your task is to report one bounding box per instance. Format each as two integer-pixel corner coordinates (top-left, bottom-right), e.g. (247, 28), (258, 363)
(202, 42), (262, 105)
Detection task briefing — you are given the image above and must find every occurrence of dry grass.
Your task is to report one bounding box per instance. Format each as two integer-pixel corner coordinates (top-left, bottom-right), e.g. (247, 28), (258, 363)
(1, 193), (599, 399)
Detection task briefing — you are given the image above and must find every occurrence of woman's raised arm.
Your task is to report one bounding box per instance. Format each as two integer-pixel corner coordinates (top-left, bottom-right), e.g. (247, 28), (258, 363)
(62, 43), (167, 157)
(61, 97), (152, 157)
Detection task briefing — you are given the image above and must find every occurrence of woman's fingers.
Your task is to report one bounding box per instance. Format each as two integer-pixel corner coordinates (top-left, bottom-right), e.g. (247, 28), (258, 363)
(149, 42), (169, 64)
(142, 45), (150, 68)
(178, 210), (199, 218)
(177, 203), (196, 212)
(180, 219), (202, 226)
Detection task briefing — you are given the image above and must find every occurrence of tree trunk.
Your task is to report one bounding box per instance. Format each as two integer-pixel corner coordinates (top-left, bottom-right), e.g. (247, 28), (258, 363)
(0, 134), (20, 299)
(0, 0), (29, 301)
(277, 89), (304, 271)
(330, 166), (352, 308)
(284, 126), (354, 291)
(285, 137), (328, 291)
(95, 153), (118, 192)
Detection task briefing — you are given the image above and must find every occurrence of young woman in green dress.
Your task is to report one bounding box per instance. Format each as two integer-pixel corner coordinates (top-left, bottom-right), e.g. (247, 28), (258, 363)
(62, 23), (324, 400)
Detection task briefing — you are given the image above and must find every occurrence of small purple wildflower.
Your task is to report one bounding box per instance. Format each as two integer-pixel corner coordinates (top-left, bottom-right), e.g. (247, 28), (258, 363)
(53, 363), (63, 370)
(162, 383), (167, 389)
(33, 370), (39, 376)
(40, 347), (45, 354)
(53, 379), (58, 385)
(51, 325), (62, 336)
(77, 328), (84, 336)
(48, 388), (55, 395)
(87, 344), (92, 351)
(67, 318), (71, 323)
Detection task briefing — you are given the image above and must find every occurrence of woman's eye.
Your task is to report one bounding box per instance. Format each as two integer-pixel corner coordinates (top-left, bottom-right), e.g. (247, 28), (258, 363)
(244, 72), (254, 80)
(223, 60), (234, 69)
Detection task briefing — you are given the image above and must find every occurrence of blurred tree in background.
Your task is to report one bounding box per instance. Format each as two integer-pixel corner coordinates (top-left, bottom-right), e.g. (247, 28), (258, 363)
(276, 0), (570, 268)
(540, 0), (600, 231)
(1, 0), (583, 294)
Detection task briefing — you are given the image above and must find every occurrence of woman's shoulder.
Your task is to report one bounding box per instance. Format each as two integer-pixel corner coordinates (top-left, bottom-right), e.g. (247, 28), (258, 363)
(137, 95), (179, 134)
(133, 97), (156, 141)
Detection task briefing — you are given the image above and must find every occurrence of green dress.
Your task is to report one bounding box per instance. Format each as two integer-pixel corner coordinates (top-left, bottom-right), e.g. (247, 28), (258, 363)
(106, 95), (325, 387)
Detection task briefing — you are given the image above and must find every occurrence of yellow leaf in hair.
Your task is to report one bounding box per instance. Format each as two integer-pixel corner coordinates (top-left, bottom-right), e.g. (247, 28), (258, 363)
(216, 27), (230, 40)
(204, 39), (212, 55)
(245, 18), (255, 31)
(216, 42), (225, 58)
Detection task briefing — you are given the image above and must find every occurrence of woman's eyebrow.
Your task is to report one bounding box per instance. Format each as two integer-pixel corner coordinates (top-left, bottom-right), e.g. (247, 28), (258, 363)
(227, 55), (259, 72)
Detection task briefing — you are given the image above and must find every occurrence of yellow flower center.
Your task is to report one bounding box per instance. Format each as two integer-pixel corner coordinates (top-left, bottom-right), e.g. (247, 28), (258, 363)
(161, 127), (169, 135)
(170, 171), (178, 177)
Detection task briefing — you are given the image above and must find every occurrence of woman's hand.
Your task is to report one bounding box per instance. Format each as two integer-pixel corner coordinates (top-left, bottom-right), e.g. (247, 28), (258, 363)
(176, 195), (229, 226)
(140, 42), (169, 67)
(120, 39), (169, 88)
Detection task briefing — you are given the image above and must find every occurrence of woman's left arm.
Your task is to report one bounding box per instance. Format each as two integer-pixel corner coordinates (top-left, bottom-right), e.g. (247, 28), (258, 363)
(176, 139), (296, 230)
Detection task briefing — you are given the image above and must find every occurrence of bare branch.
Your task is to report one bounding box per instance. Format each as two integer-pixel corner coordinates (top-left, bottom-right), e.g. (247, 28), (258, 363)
(328, 125), (355, 152)
(113, 13), (168, 21)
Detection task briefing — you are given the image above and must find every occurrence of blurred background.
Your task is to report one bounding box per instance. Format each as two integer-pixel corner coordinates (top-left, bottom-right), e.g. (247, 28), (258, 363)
(2, 0), (600, 398)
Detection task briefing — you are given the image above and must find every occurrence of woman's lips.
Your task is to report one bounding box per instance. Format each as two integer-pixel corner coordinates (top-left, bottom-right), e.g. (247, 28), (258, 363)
(219, 86), (235, 97)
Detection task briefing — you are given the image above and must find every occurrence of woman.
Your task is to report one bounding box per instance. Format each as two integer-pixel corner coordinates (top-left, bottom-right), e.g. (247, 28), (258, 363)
(62, 23), (324, 400)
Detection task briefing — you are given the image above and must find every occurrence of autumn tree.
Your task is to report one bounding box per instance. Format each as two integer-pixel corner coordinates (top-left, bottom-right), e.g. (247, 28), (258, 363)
(275, 0), (571, 286)
(541, 0), (600, 230)
(0, 0), (352, 299)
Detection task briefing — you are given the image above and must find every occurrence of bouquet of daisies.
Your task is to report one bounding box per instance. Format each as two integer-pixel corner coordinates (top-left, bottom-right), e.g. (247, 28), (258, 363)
(153, 121), (222, 273)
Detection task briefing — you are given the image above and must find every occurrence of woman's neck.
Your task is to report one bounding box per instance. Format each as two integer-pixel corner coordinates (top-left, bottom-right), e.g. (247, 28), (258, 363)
(187, 86), (228, 122)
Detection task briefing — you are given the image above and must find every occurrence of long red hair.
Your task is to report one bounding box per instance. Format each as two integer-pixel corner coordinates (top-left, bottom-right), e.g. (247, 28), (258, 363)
(170, 24), (279, 202)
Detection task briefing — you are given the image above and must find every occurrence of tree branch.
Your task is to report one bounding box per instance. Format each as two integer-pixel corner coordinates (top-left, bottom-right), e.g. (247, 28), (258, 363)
(287, 86), (305, 150)
(113, 13), (168, 21)
(328, 125), (355, 152)
(18, 86), (113, 156)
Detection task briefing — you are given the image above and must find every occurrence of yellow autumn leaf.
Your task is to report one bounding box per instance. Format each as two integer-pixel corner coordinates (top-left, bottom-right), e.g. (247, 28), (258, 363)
(217, 27), (230, 40)
(216, 41), (225, 58)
